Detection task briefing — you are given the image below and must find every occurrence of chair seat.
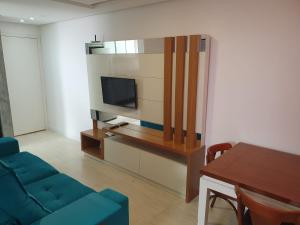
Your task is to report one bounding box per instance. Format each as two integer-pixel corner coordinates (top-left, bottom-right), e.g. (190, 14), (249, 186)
(25, 173), (94, 212)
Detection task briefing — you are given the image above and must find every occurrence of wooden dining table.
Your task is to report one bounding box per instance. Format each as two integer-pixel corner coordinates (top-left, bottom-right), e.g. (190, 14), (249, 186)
(197, 142), (300, 225)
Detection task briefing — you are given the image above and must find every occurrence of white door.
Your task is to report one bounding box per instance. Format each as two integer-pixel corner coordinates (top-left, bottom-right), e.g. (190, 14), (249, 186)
(2, 36), (46, 136)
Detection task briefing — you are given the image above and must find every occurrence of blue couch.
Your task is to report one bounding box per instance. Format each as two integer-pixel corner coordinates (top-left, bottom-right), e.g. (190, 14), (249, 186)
(0, 137), (129, 225)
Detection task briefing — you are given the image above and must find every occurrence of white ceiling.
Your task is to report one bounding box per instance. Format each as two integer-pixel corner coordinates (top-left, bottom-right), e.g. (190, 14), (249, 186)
(52, 0), (111, 8)
(0, 0), (171, 25)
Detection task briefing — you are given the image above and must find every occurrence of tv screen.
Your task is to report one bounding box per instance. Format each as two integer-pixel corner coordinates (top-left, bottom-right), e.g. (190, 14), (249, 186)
(101, 76), (137, 109)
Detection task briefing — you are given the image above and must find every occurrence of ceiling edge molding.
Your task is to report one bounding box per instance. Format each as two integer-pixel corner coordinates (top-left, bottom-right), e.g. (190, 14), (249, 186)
(51, 0), (114, 8)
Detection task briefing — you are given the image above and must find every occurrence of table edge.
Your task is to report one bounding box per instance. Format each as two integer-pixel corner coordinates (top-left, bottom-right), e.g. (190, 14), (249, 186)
(200, 171), (300, 208)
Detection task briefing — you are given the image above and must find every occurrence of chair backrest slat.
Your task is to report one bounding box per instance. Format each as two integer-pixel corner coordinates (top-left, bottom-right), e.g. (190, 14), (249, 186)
(235, 186), (300, 225)
(206, 143), (232, 164)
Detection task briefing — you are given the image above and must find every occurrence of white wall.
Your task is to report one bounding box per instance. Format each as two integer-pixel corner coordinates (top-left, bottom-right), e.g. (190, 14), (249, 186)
(40, 0), (300, 155)
(0, 21), (40, 38)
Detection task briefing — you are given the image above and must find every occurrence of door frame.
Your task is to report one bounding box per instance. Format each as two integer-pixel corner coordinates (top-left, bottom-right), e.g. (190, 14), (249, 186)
(1, 32), (48, 135)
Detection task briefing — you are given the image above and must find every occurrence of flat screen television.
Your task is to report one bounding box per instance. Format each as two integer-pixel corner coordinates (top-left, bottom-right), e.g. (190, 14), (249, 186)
(101, 76), (137, 109)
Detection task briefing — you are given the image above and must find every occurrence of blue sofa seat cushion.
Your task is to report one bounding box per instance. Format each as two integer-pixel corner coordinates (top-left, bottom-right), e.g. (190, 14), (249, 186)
(0, 164), (49, 225)
(25, 173), (94, 212)
(1, 152), (58, 185)
(0, 209), (18, 225)
(31, 193), (121, 225)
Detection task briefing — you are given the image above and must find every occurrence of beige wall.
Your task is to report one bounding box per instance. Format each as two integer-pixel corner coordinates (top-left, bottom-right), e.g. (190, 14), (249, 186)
(41, 0), (300, 154)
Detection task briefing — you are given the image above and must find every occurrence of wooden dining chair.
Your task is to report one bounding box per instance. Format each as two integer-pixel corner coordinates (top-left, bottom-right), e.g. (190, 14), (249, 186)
(206, 143), (237, 215)
(235, 186), (300, 225)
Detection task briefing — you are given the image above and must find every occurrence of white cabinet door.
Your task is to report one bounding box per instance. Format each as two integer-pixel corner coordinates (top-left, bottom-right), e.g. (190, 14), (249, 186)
(140, 150), (187, 194)
(104, 137), (140, 173)
(2, 36), (45, 136)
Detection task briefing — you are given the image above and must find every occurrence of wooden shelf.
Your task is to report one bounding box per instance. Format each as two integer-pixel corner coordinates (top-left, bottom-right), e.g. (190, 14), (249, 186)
(80, 129), (107, 160)
(82, 147), (101, 158)
(81, 129), (107, 141)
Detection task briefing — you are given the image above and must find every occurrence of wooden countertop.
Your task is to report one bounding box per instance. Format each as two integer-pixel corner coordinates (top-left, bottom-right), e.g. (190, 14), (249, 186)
(101, 123), (203, 157)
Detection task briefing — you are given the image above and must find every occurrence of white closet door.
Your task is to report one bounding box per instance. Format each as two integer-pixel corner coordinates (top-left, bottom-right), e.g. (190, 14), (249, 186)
(2, 36), (46, 136)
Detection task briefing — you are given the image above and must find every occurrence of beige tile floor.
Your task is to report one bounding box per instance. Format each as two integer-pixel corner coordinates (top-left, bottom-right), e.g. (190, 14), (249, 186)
(16, 131), (237, 225)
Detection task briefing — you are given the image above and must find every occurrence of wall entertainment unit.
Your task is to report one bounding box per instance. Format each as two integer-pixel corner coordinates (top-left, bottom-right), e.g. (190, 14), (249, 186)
(82, 35), (211, 202)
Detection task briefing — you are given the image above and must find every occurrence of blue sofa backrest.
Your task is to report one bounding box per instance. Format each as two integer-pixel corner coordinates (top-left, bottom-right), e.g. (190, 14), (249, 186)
(0, 138), (20, 158)
(0, 161), (49, 225)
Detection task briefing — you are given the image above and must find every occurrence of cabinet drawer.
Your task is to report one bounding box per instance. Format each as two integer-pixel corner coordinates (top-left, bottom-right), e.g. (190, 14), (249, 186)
(104, 137), (140, 174)
(140, 150), (187, 194)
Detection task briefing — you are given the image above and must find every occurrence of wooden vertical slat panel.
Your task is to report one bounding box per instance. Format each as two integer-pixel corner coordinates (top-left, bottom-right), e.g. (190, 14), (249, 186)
(174, 36), (187, 144)
(186, 35), (201, 148)
(163, 37), (175, 141)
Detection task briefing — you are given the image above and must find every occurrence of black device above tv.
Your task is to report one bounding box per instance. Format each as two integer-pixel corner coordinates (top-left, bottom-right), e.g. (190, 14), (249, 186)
(101, 76), (137, 109)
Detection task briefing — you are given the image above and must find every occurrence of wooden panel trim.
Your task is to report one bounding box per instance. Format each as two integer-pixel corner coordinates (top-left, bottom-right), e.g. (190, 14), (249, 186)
(186, 35), (201, 148)
(174, 36), (187, 144)
(163, 37), (175, 141)
(199, 36), (211, 146)
(186, 146), (205, 202)
(93, 119), (98, 130)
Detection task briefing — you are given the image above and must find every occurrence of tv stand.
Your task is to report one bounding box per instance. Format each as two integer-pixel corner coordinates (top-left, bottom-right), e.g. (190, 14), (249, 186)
(82, 122), (205, 203)
(81, 122), (205, 202)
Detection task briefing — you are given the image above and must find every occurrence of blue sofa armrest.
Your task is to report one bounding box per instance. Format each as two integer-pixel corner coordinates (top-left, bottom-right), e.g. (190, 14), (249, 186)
(98, 189), (129, 225)
(0, 137), (20, 158)
(31, 193), (122, 225)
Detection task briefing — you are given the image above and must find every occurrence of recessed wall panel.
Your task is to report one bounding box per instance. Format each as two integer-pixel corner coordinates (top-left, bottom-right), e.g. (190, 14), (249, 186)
(87, 53), (164, 124)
